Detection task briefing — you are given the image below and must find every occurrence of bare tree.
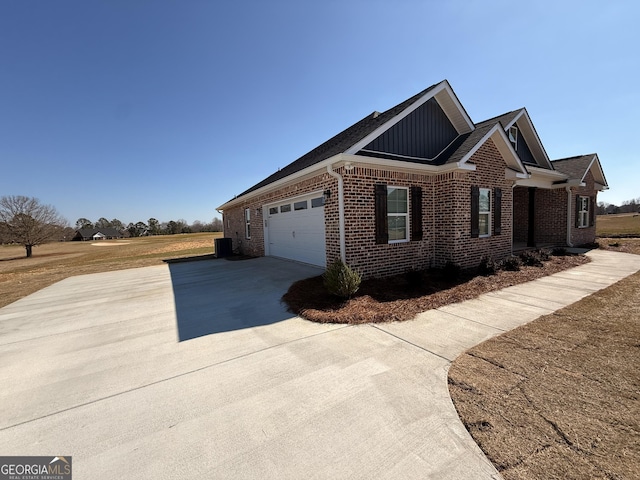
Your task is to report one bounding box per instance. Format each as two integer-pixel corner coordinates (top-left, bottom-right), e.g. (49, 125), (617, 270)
(0, 195), (68, 257)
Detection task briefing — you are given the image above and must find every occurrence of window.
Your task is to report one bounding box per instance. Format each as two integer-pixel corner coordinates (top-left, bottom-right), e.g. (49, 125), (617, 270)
(472, 187), (501, 238)
(269, 207), (278, 215)
(294, 200), (307, 211)
(375, 185), (420, 244)
(311, 197), (324, 208)
(387, 186), (408, 242)
(478, 188), (491, 236)
(244, 208), (251, 239)
(578, 196), (590, 228)
(508, 126), (518, 150)
(280, 204), (291, 213)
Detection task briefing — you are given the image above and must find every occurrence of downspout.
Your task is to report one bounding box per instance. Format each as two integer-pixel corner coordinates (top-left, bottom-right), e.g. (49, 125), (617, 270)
(511, 183), (517, 255)
(565, 187), (574, 247)
(326, 164), (346, 263)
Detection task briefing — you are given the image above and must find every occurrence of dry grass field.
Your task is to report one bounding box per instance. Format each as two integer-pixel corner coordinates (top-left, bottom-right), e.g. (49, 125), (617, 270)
(0, 233), (221, 308)
(596, 213), (640, 237)
(450, 224), (640, 479)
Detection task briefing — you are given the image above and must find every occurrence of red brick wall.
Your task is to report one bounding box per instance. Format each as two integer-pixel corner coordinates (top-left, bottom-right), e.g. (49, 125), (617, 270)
(534, 188), (568, 245)
(441, 139), (514, 269)
(340, 167), (433, 278)
(513, 187), (529, 243)
(512, 171), (599, 248)
(223, 138), (516, 277)
(570, 171), (598, 246)
(223, 172), (339, 261)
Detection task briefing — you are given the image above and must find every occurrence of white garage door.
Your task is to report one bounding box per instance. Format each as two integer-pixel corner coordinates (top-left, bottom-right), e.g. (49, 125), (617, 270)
(265, 193), (326, 267)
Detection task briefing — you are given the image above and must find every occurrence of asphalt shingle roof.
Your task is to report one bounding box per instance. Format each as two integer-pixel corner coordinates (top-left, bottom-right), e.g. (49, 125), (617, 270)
(551, 154), (595, 181)
(230, 83), (440, 199)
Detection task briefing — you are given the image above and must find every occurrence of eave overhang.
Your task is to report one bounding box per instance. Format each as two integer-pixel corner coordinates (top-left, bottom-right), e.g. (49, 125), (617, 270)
(216, 153), (477, 211)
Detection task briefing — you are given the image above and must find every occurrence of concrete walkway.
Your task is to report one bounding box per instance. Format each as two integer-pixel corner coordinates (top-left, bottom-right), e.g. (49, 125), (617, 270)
(0, 251), (639, 479)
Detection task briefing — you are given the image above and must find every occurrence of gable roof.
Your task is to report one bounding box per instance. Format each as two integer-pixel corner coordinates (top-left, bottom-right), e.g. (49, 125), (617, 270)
(233, 85), (439, 199)
(551, 154), (608, 189)
(477, 108), (553, 170)
(226, 80), (477, 201)
(75, 228), (123, 238)
(220, 81), (604, 210)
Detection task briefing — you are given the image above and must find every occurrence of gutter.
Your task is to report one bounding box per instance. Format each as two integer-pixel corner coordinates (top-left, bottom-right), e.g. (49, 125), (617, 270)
(326, 163), (346, 262)
(565, 186), (574, 247)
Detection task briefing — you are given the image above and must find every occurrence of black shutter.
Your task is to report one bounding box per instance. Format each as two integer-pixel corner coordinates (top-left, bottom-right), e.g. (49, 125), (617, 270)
(375, 184), (388, 244)
(410, 186), (423, 241)
(471, 185), (479, 238)
(494, 187), (502, 235)
(589, 196), (596, 227)
(575, 195), (580, 228)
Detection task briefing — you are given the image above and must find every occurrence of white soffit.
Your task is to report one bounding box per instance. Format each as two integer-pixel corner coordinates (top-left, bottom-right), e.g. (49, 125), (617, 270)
(434, 81), (474, 134)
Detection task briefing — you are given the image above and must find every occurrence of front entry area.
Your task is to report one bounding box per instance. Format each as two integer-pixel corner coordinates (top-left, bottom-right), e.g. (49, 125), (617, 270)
(264, 193), (326, 267)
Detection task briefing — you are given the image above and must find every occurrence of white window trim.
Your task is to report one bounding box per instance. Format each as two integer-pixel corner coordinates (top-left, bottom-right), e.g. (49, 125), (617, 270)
(387, 186), (409, 244)
(244, 208), (251, 239)
(508, 125), (518, 150)
(578, 196), (589, 228)
(479, 188), (491, 238)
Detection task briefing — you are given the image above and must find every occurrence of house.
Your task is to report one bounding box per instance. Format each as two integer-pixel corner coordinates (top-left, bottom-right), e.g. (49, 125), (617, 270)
(72, 228), (124, 241)
(217, 80), (608, 278)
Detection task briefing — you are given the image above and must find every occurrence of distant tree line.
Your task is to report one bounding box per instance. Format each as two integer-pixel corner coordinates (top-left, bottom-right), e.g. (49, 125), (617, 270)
(75, 217), (223, 237)
(597, 197), (640, 215)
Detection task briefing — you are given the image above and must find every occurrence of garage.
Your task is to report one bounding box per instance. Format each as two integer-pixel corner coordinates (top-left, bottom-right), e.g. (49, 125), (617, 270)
(264, 193), (326, 267)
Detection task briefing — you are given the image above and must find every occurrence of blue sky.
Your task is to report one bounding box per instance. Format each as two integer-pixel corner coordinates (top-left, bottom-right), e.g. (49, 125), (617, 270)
(1, 0), (638, 226)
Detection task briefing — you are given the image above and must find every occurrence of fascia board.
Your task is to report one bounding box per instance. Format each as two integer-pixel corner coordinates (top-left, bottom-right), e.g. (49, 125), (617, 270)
(217, 152), (478, 211)
(341, 153), (476, 173)
(217, 155), (343, 210)
(527, 165), (568, 179)
(583, 154), (609, 187)
(515, 178), (555, 188)
(506, 168), (530, 179)
(435, 80), (475, 133)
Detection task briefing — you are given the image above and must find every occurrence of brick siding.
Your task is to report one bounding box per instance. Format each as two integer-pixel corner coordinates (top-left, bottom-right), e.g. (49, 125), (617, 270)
(570, 170), (598, 246)
(512, 170), (598, 247)
(224, 138), (520, 278)
(223, 172), (339, 262)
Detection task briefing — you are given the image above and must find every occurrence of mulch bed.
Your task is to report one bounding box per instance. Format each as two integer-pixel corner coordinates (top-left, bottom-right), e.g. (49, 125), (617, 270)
(283, 254), (590, 324)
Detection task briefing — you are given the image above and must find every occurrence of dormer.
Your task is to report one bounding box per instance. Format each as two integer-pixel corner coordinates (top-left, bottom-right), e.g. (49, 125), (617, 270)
(502, 109), (553, 170)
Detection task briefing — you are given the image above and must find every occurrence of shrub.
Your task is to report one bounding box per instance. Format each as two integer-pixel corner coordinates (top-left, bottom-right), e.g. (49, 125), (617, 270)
(520, 250), (543, 267)
(478, 256), (498, 276)
(552, 247), (568, 256)
(538, 248), (551, 261)
(442, 261), (461, 281)
(323, 260), (362, 299)
(500, 255), (522, 271)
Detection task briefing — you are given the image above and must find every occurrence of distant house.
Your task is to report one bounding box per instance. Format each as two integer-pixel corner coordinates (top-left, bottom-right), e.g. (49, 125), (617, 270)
(217, 80), (608, 278)
(72, 228), (124, 241)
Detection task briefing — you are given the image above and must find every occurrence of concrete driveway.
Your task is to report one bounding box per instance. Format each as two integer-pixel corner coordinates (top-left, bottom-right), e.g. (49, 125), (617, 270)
(1, 252), (639, 479)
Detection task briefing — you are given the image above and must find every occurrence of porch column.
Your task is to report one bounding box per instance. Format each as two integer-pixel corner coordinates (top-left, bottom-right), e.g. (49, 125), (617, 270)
(527, 187), (536, 247)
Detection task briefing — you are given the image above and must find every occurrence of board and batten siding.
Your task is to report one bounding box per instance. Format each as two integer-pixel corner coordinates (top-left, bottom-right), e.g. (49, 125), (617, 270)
(360, 97), (458, 160)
